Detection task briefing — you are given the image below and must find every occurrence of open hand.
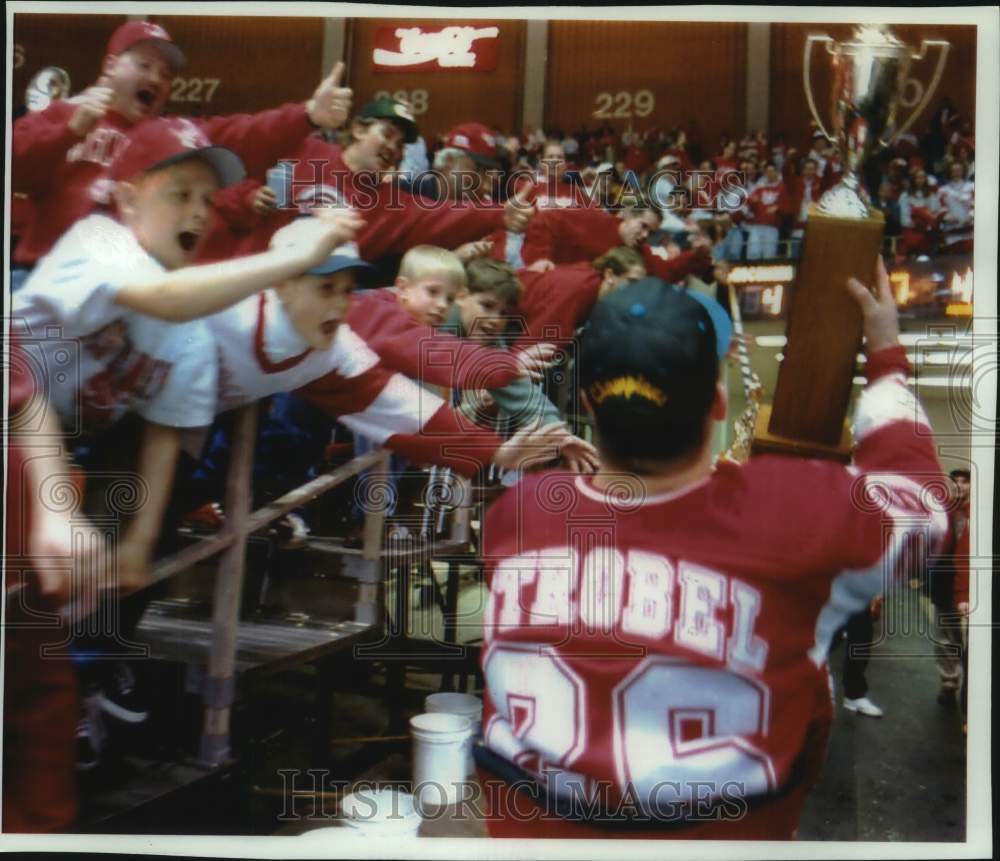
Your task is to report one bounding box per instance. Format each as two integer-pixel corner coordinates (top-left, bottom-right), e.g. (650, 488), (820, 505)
(271, 208), (367, 269)
(515, 342), (558, 381)
(846, 256), (900, 355)
(454, 237), (494, 263)
(561, 434), (600, 474)
(493, 421), (598, 472)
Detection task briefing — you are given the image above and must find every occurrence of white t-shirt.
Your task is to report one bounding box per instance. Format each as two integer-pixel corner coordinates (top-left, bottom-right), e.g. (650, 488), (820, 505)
(12, 213), (217, 433)
(208, 290), (444, 446)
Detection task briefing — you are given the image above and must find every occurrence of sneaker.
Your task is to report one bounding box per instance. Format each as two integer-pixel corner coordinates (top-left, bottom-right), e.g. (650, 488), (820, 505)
(937, 687), (959, 710)
(843, 696), (883, 718)
(97, 663), (149, 724)
(276, 513), (310, 550)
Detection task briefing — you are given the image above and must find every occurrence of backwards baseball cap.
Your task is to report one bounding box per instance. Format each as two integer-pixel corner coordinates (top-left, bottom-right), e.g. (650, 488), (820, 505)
(444, 122), (500, 168)
(580, 278), (732, 463)
(106, 21), (186, 72)
(356, 96), (418, 143)
(110, 117), (245, 186)
(270, 216), (376, 286)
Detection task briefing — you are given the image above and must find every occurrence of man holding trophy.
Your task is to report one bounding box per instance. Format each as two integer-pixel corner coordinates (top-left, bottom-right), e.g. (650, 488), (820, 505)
(754, 24), (950, 459)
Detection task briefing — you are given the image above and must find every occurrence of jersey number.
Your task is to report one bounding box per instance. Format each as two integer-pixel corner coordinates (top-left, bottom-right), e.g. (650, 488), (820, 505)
(485, 647), (776, 809)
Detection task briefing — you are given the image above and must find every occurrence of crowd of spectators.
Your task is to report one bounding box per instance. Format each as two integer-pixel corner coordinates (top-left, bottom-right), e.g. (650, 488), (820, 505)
(406, 95), (974, 263)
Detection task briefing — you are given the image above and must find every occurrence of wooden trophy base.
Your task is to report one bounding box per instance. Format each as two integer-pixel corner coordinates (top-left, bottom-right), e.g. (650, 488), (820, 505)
(758, 203), (884, 459)
(751, 404), (853, 463)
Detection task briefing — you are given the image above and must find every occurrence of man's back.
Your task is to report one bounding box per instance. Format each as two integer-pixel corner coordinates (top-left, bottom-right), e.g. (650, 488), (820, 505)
(479, 343), (947, 827)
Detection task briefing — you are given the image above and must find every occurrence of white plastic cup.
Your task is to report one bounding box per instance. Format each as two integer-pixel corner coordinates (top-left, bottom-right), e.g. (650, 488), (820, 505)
(410, 712), (473, 806)
(424, 693), (482, 776)
(335, 787), (422, 836)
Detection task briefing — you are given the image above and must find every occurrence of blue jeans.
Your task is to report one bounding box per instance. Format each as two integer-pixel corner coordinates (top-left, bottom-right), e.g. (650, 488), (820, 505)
(745, 225), (779, 260)
(714, 227), (745, 262)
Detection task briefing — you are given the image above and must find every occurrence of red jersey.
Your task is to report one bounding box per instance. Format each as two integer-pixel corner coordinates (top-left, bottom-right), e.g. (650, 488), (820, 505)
(746, 180), (789, 227)
(12, 101), (315, 267)
(203, 137), (506, 262)
(478, 346), (947, 834)
(345, 288), (523, 390)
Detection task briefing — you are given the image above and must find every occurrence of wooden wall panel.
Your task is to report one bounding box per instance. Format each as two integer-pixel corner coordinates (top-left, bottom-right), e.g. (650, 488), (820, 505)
(149, 15), (325, 117)
(545, 21), (747, 151)
(769, 23), (977, 149)
(346, 18), (525, 144)
(12, 13), (127, 116)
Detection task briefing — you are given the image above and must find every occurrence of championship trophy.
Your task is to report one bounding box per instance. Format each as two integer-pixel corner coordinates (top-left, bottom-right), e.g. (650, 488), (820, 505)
(25, 66), (71, 112)
(752, 25), (949, 460)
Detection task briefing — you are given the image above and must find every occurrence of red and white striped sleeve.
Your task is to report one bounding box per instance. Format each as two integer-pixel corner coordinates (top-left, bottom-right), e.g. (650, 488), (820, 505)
(293, 326), (504, 477)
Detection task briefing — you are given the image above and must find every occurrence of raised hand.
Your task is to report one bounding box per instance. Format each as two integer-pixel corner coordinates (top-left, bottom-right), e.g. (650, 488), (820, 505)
(561, 434), (600, 474)
(493, 421), (599, 473)
(306, 61), (353, 130)
(271, 208), (366, 268)
(68, 75), (114, 136)
(454, 237), (494, 263)
(504, 181), (536, 233)
(846, 256), (900, 355)
(515, 342), (558, 381)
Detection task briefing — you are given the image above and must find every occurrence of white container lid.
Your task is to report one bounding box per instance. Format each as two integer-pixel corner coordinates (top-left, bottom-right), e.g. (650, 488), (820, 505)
(425, 692), (483, 718)
(410, 712), (472, 740)
(339, 787), (422, 830)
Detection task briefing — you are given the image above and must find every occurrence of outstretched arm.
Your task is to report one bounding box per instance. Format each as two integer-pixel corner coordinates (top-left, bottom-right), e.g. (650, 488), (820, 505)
(114, 209), (364, 321)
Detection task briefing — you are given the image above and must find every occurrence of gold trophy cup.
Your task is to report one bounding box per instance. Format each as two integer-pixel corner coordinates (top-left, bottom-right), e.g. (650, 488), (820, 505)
(753, 25), (949, 460)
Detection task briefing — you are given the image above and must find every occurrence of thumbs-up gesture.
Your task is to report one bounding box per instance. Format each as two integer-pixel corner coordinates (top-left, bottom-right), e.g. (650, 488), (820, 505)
(68, 75), (114, 136)
(503, 180), (536, 233)
(307, 61), (352, 130)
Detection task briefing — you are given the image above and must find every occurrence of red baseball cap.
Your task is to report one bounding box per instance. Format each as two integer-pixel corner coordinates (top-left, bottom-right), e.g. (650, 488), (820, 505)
(444, 123), (500, 168)
(110, 117), (245, 186)
(106, 21), (186, 72)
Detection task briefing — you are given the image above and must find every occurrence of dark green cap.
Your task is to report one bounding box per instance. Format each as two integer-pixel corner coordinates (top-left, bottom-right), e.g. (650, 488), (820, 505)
(356, 97), (419, 143)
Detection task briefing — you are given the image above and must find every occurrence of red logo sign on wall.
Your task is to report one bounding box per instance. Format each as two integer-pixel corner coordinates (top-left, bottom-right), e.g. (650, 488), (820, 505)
(373, 26), (499, 72)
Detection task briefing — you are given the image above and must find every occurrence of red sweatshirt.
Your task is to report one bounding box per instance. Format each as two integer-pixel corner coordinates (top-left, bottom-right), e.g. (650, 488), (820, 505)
(522, 207), (713, 285)
(515, 262), (603, 340)
(746, 180), (790, 228)
(346, 288), (524, 389)
(197, 177), (270, 263)
(204, 137), (507, 262)
(12, 101), (315, 267)
(521, 207), (623, 266)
